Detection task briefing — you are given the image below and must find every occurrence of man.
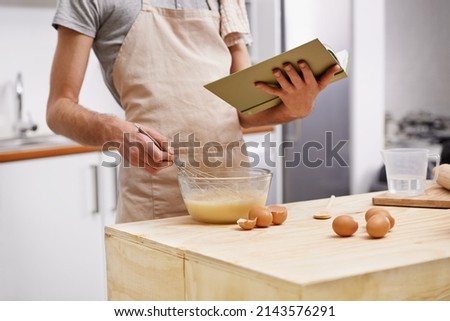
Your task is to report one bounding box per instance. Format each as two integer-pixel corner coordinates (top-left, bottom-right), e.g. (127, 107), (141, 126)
(47, 0), (339, 223)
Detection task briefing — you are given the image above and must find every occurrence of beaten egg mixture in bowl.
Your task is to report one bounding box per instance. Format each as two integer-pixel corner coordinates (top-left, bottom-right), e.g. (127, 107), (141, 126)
(178, 167), (272, 224)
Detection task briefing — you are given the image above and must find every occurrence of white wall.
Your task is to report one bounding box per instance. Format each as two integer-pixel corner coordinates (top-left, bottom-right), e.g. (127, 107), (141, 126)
(385, 0), (450, 120)
(350, 0), (386, 193)
(0, 5), (122, 139)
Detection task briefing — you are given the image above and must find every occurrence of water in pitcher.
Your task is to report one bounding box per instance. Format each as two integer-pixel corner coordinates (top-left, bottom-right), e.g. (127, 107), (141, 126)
(387, 174), (425, 196)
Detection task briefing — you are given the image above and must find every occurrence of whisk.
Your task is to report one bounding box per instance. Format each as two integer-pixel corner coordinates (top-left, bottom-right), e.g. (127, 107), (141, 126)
(134, 123), (216, 178)
(134, 123), (254, 198)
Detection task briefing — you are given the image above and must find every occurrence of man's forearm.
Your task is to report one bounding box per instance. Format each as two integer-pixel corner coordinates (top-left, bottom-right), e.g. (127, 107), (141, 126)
(46, 97), (126, 147)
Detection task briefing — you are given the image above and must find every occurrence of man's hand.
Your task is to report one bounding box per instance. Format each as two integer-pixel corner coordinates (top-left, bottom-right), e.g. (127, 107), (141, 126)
(238, 62), (341, 128)
(255, 61), (341, 119)
(118, 123), (173, 175)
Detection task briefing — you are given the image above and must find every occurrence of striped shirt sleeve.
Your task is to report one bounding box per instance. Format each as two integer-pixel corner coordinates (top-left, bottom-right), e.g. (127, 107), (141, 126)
(220, 0), (253, 46)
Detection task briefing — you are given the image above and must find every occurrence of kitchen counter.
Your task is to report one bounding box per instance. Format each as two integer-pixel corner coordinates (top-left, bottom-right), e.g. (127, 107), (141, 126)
(104, 192), (450, 300)
(0, 136), (100, 162)
(0, 144), (100, 163)
(0, 127), (273, 163)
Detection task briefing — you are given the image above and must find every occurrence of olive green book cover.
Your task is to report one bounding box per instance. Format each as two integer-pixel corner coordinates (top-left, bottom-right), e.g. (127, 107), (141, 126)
(204, 38), (349, 115)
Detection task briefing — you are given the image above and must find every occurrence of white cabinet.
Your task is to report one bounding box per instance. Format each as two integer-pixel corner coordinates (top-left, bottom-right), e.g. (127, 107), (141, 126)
(243, 127), (283, 205)
(0, 151), (117, 300)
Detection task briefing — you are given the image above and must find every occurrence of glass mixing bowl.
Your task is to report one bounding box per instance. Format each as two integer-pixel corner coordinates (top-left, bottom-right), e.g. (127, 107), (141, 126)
(178, 167), (272, 224)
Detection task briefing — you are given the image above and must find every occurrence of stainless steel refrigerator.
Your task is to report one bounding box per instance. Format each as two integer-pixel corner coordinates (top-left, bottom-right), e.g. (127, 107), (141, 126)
(247, 0), (352, 202)
(281, 0), (352, 202)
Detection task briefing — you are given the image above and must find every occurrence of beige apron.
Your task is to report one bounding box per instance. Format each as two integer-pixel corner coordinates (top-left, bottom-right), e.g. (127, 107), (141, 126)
(112, 0), (244, 223)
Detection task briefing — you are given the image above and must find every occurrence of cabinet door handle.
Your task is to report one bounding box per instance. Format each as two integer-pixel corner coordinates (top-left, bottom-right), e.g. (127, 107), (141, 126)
(112, 165), (118, 211)
(91, 165), (100, 214)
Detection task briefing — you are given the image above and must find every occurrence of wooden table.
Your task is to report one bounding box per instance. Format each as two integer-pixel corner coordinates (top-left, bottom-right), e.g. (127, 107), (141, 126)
(104, 192), (450, 300)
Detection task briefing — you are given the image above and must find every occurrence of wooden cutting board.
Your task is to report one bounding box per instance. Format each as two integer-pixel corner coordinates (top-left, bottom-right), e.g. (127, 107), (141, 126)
(372, 184), (450, 208)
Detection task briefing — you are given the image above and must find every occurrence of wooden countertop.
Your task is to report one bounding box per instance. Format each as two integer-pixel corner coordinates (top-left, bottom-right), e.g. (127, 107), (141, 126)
(105, 192), (450, 300)
(0, 142), (100, 163)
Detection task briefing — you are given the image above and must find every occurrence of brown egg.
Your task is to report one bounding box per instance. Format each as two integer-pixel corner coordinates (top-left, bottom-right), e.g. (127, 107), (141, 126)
(366, 214), (391, 238)
(248, 206), (272, 228)
(332, 215), (359, 237)
(365, 207), (395, 229)
(268, 205), (288, 225)
(237, 218), (257, 230)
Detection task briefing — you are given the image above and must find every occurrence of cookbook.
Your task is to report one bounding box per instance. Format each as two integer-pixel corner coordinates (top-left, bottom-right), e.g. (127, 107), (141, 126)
(204, 38), (349, 115)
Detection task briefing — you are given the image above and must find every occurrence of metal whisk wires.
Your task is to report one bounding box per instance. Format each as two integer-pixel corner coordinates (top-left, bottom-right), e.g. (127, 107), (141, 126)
(135, 123), (213, 176)
(134, 123), (243, 197)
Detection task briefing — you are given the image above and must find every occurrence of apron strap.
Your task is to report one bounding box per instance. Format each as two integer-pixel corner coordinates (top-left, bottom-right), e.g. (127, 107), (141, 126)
(206, 0), (220, 11)
(142, 0), (219, 11)
(142, 0), (152, 10)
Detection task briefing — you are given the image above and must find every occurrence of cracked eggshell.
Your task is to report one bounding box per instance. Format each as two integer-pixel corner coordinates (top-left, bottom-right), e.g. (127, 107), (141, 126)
(237, 218), (257, 230)
(268, 205), (288, 225)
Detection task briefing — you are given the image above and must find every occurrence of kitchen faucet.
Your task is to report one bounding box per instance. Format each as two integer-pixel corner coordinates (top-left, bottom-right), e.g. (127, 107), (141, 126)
(15, 72), (37, 137)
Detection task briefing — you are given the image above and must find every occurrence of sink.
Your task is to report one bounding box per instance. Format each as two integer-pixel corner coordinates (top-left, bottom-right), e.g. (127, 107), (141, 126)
(0, 134), (73, 151)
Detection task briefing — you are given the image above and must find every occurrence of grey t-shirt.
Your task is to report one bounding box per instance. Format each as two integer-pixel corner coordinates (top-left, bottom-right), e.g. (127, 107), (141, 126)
(52, 0), (223, 105)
